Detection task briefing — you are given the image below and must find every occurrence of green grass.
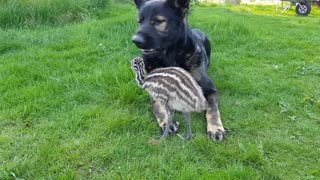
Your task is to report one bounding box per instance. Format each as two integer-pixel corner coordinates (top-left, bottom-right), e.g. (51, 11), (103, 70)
(1, 2), (320, 179)
(0, 0), (110, 28)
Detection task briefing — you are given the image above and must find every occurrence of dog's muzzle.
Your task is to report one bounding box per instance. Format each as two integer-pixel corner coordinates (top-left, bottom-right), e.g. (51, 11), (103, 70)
(132, 34), (157, 55)
(132, 35), (146, 48)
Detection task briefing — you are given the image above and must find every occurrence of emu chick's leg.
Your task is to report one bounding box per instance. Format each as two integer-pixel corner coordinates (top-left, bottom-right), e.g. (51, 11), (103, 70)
(161, 107), (174, 139)
(152, 100), (179, 135)
(161, 115), (171, 139)
(183, 112), (194, 140)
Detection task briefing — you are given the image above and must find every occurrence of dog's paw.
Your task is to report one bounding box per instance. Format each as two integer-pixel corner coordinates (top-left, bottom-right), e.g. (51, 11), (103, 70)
(160, 120), (180, 135)
(207, 127), (226, 142)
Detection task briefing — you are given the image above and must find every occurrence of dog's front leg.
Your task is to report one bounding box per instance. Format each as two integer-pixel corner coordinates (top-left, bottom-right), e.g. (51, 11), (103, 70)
(152, 100), (179, 136)
(206, 92), (226, 141)
(193, 71), (226, 141)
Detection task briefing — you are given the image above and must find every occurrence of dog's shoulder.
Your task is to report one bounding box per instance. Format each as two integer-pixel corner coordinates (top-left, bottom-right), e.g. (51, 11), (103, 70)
(191, 29), (210, 46)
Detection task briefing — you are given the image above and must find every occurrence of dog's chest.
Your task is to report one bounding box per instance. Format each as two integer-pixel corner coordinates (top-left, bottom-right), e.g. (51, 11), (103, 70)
(143, 50), (195, 73)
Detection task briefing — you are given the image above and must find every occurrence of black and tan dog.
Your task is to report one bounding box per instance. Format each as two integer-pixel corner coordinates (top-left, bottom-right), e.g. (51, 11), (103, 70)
(132, 0), (226, 141)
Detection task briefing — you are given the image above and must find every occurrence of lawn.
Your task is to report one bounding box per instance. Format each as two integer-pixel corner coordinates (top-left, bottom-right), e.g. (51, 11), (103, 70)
(0, 2), (320, 179)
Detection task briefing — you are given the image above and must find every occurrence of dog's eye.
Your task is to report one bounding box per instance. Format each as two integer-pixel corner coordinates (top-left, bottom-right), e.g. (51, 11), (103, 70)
(154, 19), (165, 24)
(152, 16), (167, 25)
(151, 19), (165, 25)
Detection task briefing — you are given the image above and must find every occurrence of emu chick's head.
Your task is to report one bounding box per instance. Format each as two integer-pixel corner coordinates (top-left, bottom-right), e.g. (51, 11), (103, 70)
(131, 57), (145, 72)
(131, 57), (146, 88)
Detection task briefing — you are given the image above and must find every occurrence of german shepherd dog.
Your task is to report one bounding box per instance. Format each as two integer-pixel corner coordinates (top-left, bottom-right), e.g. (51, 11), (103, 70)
(132, 0), (226, 141)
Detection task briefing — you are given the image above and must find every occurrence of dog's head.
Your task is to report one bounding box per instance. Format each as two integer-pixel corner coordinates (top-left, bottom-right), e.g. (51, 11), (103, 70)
(132, 0), (190, 55)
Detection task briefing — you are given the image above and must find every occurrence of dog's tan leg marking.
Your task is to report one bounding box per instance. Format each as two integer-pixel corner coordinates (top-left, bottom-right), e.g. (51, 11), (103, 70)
(206, 94), (226, 141)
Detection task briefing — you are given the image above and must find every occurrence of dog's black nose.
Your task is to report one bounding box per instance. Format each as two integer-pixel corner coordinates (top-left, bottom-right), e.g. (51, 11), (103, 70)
(132, 35), (145, 47)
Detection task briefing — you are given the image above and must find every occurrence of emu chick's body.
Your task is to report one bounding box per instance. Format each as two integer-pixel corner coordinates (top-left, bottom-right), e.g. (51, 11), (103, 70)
(131, 57), (207, 139)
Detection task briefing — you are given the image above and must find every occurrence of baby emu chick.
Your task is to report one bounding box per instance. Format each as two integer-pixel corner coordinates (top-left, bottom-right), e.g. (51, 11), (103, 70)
(131, 57), (207, 140)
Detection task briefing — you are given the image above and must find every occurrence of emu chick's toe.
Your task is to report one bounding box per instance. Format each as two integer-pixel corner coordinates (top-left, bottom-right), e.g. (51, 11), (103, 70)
(184, 133), (194, 140)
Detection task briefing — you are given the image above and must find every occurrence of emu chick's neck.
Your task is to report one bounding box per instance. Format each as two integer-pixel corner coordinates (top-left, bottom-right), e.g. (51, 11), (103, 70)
(134, 66), (145, 88)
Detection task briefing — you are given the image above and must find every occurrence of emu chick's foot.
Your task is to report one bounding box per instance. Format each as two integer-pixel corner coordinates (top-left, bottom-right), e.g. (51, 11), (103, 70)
(183, 133), (194, 140)
(160, 133), (169, 139)
(160, 120), (179, 135)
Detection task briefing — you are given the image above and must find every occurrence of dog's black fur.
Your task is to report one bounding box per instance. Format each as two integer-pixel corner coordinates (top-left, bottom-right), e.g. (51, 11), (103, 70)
(132, 0), (226, 141)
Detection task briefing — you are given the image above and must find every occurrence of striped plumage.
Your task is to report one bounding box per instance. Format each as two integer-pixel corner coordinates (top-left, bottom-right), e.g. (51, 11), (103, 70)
(131, 57), (207, 140)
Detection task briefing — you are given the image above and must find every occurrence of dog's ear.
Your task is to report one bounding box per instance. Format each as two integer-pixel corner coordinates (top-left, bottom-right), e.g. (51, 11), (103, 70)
(133, 0), (145, 9)
(167, 0), (190, 16)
